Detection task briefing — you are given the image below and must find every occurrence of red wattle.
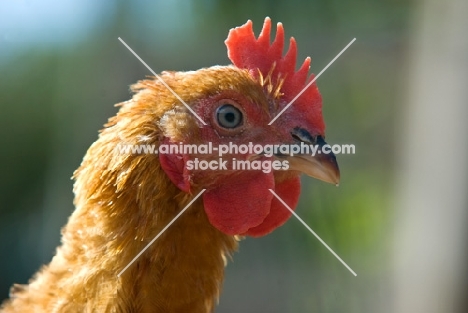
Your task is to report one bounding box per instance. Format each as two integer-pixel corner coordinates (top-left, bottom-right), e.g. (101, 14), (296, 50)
(203, 172), (274, 235)
(244, 176), (301, 237)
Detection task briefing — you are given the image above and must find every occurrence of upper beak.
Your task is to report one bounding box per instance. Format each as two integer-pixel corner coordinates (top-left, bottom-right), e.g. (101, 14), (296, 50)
(280, 128), (340, 185)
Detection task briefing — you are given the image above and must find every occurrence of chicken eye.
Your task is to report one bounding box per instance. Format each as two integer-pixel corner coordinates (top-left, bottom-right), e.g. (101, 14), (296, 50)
(216, 104), (243, 128)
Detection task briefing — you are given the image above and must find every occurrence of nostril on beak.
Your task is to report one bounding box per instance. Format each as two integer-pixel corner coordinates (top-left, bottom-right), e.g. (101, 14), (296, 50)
(291, 127), (317, 144)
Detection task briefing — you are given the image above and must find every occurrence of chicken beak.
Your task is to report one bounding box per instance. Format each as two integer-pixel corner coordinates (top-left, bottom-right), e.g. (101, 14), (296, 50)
(286, 152), (340, 185)
(280, 128), (340, 185)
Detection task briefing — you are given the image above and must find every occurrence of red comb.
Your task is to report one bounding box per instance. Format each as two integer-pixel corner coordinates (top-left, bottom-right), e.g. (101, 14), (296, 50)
(225, 17), (324, 133)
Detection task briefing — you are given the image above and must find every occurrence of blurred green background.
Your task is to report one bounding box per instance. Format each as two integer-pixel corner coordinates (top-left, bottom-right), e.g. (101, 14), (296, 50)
(1, 1), (466, 312)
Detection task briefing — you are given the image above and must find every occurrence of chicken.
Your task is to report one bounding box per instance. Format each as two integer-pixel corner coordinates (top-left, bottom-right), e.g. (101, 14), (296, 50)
(1, 17), (339, 313)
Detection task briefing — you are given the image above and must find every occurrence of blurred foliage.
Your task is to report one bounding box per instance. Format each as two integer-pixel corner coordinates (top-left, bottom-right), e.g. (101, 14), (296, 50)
(0, 0), (413, 312)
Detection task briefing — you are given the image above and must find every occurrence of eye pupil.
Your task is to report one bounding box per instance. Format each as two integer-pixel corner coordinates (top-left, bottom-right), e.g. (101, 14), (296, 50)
(216, 104), (243, 129)
(225, 112), (235, 123)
